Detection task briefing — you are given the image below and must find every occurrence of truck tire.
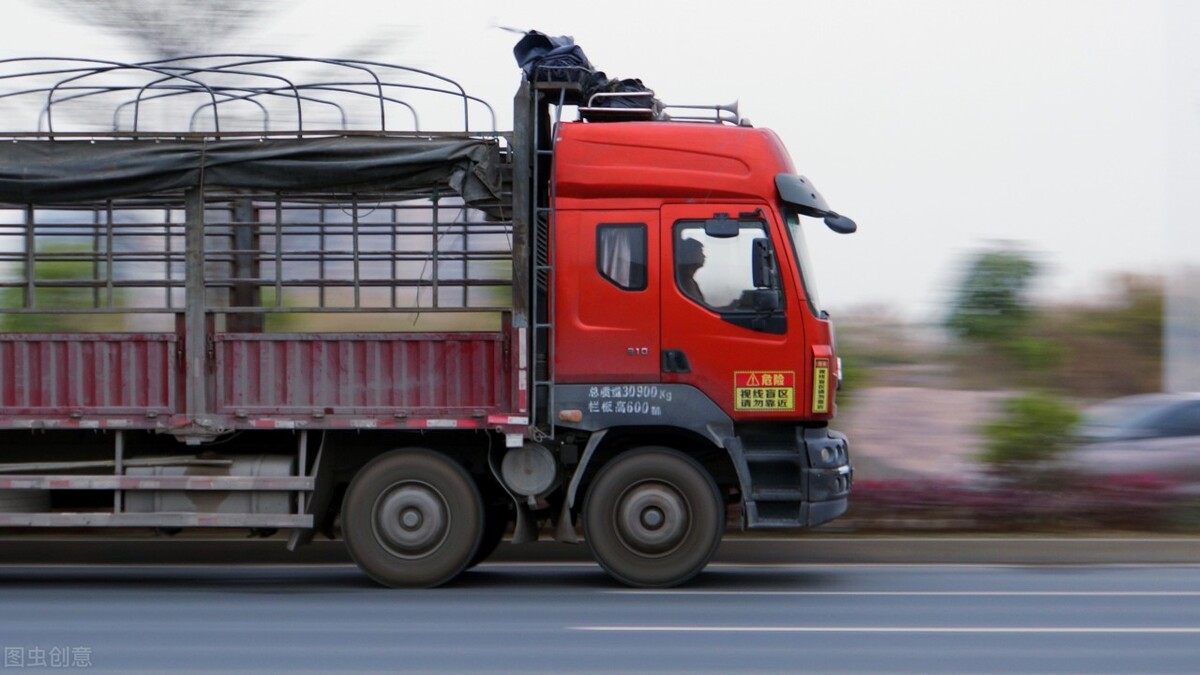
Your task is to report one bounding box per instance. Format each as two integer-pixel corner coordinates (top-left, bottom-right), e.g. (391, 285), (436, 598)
(342, 449), (483, 588)
(466, 502), (511, 569)
(582, 447), (724, 588)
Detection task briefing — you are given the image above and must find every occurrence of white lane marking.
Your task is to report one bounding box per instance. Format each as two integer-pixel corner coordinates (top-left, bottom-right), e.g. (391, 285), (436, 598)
(477, 562), (599, 568)
(571, 626), (1200, 634)
(605, 590), (1200, 597)
(739, 536), (1200, 543)
(706, 562), (1200, 569)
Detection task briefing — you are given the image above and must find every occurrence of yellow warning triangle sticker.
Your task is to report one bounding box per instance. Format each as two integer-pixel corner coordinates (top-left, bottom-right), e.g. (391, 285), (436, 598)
(746, 374), (760, 386)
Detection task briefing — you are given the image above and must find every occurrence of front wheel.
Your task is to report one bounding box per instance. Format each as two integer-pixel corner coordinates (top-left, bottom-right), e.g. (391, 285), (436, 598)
(342, 449), (483, 588)
(582, 447), (724, 587)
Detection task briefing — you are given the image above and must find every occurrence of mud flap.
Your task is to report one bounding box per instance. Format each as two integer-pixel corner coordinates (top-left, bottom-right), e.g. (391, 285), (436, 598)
(287, 434), (335, 551)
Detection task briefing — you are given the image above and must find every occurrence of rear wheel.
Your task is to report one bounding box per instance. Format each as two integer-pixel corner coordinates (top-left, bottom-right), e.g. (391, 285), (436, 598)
(466, 502), (511, 569)
(582, 447), (724, 587)
(342, 449), (483, 588)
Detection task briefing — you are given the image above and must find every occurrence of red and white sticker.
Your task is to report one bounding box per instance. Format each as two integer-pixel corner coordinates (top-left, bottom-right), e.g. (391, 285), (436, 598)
(734, 371), (795, 411)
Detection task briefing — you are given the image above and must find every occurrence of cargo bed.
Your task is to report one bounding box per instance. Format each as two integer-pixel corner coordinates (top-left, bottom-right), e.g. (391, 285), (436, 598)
(0, 137), (519, 438)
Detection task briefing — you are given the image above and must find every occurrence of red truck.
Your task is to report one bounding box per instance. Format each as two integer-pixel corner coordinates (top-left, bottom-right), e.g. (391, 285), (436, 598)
(0, 42), (855, 587)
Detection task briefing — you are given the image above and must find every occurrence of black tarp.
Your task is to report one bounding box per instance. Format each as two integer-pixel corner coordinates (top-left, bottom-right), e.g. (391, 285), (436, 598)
(0, 136), (503, 205)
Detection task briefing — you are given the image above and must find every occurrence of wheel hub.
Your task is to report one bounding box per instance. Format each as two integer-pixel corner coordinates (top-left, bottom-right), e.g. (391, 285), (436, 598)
(615, 481), (689, 556)
(373, 481), (450, 559)
(400, 508), (423, 530)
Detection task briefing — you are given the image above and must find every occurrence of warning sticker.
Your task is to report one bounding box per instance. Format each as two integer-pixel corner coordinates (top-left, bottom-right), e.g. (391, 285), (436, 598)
(734, 371), (795, 411)
(812, 358), (831, 414)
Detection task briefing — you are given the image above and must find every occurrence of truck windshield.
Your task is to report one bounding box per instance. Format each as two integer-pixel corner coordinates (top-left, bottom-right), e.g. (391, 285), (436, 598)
(782, 207), (823, 316)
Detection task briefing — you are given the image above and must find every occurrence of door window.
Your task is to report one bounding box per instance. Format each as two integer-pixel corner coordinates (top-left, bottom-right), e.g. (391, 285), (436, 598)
(597, 223), (647, 291)
(673, 220), (778, 311)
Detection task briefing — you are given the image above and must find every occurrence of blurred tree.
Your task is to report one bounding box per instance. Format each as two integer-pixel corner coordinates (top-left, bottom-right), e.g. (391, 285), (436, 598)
(945, 245), (1056, 389)
(1034, 274), (1163, 396)
(945, 251), (1162, 396)
(47, 0), (282, 59)
(946, 246), (1039, 343)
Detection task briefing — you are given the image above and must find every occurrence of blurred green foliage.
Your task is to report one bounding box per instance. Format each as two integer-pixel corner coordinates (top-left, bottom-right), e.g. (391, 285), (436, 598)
(979, 390), (1080, 465)
(946, 244), (1162, 398)
(1033, 274), (1162, 396)
(837, 356), (868, 408)
(947, 246), (1038, 343)
(0, 242), (124, 332)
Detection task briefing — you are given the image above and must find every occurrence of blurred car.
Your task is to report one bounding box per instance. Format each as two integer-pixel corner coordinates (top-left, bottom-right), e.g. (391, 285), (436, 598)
(1059, 393), (1200, 489)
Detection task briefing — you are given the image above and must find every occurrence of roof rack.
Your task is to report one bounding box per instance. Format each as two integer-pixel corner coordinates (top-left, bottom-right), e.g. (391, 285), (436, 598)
(578, 90), (745, 126)
(0, 54), (498, 138)
(579, 91), (660, 122)
(661, 101), (745, 126)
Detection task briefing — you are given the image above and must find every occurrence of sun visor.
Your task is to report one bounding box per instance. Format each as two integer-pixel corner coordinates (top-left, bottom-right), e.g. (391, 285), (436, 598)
(776, 173), (856, 234)
(775, 174), (831, 217)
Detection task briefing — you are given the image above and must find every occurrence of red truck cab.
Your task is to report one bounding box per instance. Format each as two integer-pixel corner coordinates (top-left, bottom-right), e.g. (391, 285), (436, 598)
(554, 120), (843, 419)
(510, 88), (856, 585)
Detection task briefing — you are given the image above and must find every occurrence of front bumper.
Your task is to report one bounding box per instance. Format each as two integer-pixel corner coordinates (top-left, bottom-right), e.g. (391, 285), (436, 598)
(802, 428), (852, 527)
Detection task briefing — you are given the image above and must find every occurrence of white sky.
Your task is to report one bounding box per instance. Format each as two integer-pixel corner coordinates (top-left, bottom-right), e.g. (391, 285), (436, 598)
(0, 0), (1187, 322)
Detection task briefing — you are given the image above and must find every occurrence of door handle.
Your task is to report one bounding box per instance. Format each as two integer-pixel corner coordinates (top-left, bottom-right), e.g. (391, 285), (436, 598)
(661, 349), (691, 373)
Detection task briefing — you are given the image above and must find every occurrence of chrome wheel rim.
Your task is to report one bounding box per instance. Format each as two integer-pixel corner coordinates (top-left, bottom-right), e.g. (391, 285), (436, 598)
(372, 481), (450, 560)
(613, 480), (690, 557)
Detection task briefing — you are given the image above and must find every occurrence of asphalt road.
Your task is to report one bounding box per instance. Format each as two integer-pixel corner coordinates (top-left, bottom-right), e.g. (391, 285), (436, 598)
(2, 560), (1200, 674)
(4, 534), (1200, 566)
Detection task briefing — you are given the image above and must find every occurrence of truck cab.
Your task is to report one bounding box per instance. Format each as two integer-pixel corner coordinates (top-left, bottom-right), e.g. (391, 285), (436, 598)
(514, 80), (855, 586)
(553, 121), (842, 420)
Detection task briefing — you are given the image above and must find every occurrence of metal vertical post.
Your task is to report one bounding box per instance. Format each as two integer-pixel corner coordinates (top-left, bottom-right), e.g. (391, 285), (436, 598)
(351, 194), (361, 308)
(318, 205), (327, 308)
(462, 216), (470, 307)
(184, 187), (208, 424)
(92, 210), (101, 309)
(229, 199), (261, 332)
(23, 205), (34, 309)
(297, 430), (308, 513)
(274, 196), (283, 308)
(105, 201), (115, 308)
(430, 193), (440, 309)
(511, 83), (531, 331)
(390, 205), (399, 309)
(113, 430), (124, 513)
(165, 208), (174, 309)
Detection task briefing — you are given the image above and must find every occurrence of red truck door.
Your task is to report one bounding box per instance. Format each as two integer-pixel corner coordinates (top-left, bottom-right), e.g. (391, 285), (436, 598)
(554, 209), (660, 383)
(659, 204), (803, 416)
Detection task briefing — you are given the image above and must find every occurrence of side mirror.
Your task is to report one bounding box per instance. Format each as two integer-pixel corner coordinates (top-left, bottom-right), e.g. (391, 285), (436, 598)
(776, 174), (858, 234)
(751, 238), (774, 288)
(823, 212), (857, 234)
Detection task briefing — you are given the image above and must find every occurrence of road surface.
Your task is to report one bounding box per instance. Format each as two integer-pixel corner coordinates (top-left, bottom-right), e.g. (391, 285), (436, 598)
(2, 558), (1200, 673)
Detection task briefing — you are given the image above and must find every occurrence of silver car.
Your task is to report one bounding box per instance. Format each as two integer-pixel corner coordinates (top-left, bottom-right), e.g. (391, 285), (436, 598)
(1062, 393), (1200, 487)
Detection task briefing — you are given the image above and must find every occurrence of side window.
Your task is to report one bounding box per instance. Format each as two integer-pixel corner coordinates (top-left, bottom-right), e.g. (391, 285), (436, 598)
(1159, 402), (1200, 438)
(596, 224), (647, 291)
(673, 220), (780, 311)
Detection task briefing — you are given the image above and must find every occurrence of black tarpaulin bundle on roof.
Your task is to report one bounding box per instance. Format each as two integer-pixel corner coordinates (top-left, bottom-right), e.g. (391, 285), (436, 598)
(512, 30), (661, 114)
(513, 30), (594, 85)
(0, 135), (503, 205)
